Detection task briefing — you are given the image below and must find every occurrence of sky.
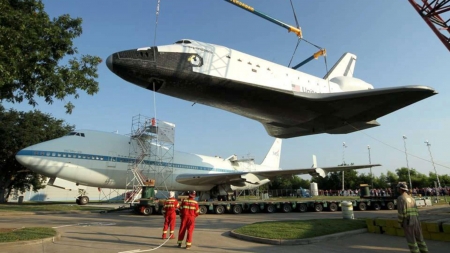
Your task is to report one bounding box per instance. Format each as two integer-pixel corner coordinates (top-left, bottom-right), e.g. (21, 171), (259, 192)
(4, 0), (450, 182)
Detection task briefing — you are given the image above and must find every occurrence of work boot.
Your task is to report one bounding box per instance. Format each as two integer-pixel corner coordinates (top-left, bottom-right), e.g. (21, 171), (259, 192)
(177, 243), (182, 248)
(186, 245), (191, 250)
(169, 233), (175, 239)
(162, 235), (167, 239)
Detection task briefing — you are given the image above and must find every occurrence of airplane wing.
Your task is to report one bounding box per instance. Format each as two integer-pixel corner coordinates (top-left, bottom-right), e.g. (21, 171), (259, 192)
(176, 164), (380, 186)
(260, 85), (437, 138)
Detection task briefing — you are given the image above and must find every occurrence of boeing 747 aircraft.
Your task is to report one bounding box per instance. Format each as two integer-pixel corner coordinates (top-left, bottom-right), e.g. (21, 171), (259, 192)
(16, 129), (379, 204)
(106, 39), (436, 138)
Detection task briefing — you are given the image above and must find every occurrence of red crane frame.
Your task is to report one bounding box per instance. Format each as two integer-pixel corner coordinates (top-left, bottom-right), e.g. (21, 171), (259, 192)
(408, 0), (450, 51)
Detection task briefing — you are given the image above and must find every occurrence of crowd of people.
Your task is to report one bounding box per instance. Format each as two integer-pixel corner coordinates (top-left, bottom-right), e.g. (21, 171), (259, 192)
(316, 186), (450, 197)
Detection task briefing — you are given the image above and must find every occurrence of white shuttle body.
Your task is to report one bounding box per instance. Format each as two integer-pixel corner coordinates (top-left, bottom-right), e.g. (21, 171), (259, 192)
(106, 39), (436, 138)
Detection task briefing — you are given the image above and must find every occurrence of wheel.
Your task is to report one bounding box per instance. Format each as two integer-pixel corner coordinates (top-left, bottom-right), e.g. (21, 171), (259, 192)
(265, 204), (276, 213)
(78, 196), (89, 205)
(358, 202), (367, 211)
(314, 204), (323, 212)
(329, 203), (338, 212)
(231, 205), (242, 214)
(249, 204), (260, 213)
(76, 198), (80, 205)
(141, 206), (153, 215)
(199, 206), (208, 215)
(373, 202), (381, 211)
(298, 203), (307, 212)
(386, 202), (395, 210)
(282, 204), (292, 213)
(214, 205), (225, 214)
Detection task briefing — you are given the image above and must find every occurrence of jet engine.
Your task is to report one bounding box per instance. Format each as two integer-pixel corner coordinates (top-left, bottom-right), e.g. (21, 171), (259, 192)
(309, 168), (326, 178)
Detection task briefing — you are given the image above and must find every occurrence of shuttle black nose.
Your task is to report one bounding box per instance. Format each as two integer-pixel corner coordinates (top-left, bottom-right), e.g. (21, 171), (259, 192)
(106, 54), (113, 72)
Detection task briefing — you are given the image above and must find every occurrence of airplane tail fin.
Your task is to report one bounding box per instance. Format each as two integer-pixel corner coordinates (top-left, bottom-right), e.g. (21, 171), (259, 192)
(323, 53), (357, 80)
(261, 138), (282, 169)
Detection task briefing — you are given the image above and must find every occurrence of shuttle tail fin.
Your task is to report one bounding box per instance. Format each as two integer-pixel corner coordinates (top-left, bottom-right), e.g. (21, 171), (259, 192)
(323, 53), (357, 80)
(261, 138), (282, 169)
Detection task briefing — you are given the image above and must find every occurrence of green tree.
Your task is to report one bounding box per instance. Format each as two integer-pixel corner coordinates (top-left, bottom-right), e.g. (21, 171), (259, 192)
(0, 0), (101, 113)
(0, 105), (74, 203)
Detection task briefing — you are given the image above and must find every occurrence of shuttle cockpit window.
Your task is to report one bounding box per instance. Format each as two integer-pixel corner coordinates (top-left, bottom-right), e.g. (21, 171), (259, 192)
(175, 40), (192, 44)
(66, 132), (85, 137)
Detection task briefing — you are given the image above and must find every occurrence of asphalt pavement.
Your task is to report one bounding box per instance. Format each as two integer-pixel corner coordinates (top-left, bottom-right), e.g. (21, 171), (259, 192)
(0, 205), (449, 253)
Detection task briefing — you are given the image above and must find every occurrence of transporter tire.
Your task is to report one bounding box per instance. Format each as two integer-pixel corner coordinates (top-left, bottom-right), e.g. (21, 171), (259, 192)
(265, 204), (276, 213)
(199, 206), (208, 215)
(386, 202), (395, 210)
(282, 204), (292, 213)
(214, 205), (225, 214)
(249, 204), (260, 213)
(141, 206), (153, 215)
(373, 202), (381, 211)
(358, 202), (367, 211)
(314, 203), (323, 212)
(298, 203), (307, 212)
(231, 205), (243, 214)
(328, 203), (338, 212)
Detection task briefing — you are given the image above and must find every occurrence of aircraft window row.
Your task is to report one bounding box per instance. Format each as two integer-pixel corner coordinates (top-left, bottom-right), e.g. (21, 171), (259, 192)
(31, 151), (230, 171)
(66, 132), (85, 137)
(33, 151), (107, 161)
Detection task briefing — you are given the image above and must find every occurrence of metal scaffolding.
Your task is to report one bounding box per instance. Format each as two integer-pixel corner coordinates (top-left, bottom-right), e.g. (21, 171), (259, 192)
(125, 115), (175, 203)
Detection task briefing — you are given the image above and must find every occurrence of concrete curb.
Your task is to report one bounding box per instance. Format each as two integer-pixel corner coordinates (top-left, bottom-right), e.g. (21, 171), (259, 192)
(229, 228), (367, 245)
(0, 233), (61, 247)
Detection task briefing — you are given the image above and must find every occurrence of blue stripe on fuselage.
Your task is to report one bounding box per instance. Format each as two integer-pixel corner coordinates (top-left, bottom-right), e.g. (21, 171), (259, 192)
(16, 149), (233, 173)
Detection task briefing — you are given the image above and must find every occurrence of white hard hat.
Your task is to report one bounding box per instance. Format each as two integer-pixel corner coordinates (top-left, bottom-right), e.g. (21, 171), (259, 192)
(396, 182), (408, 191)
(169, 191), (175, 198)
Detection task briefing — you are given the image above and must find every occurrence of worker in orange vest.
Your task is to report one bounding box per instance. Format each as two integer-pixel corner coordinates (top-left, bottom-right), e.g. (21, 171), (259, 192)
(177, 190), (200, 249)
(162, 191), (179, 239)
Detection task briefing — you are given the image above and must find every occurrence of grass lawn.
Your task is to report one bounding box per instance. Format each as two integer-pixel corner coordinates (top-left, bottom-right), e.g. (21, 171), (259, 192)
(234, 219), (366, 240)
(0, 202), (113, 212)
(0, 227), (56, 243)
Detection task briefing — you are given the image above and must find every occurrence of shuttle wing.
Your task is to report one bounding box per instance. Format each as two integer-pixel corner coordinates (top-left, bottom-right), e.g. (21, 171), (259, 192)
(176, 164), (380, 186)
(263, 85), (437, 138)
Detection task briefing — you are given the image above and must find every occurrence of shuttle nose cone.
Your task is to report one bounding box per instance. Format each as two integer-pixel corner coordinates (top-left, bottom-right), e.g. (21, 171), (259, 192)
(106, 54), (114, 72)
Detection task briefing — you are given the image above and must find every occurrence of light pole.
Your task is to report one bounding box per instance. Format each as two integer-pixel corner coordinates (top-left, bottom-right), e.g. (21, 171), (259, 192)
(425, 140), (441, 188)
(367, 145), (373, 189)
(402, 136), (412, 191)
(342, 142), (347, 191)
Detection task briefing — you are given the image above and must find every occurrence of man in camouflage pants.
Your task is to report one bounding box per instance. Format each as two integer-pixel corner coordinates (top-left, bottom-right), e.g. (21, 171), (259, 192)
(397, 182), (428, 253)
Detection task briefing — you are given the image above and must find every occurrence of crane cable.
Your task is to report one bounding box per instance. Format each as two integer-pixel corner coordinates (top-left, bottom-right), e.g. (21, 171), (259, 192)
(151, 0), (172, 196)
(152, 0), (161, 124)
(286, 0), (330, 89)
(287, 0), (301, 68)
(153, 0), (161, 47)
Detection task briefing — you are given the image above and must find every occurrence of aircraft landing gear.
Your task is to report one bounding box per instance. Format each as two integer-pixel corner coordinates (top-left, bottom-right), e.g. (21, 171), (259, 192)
(76, 189), (89, 205)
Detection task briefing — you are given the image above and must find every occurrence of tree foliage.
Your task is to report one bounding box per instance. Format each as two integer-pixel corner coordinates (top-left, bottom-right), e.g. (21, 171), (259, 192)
(0, 0), (101, 113)
(268, 166), (449, 192)
(0, 105), (74, 202)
